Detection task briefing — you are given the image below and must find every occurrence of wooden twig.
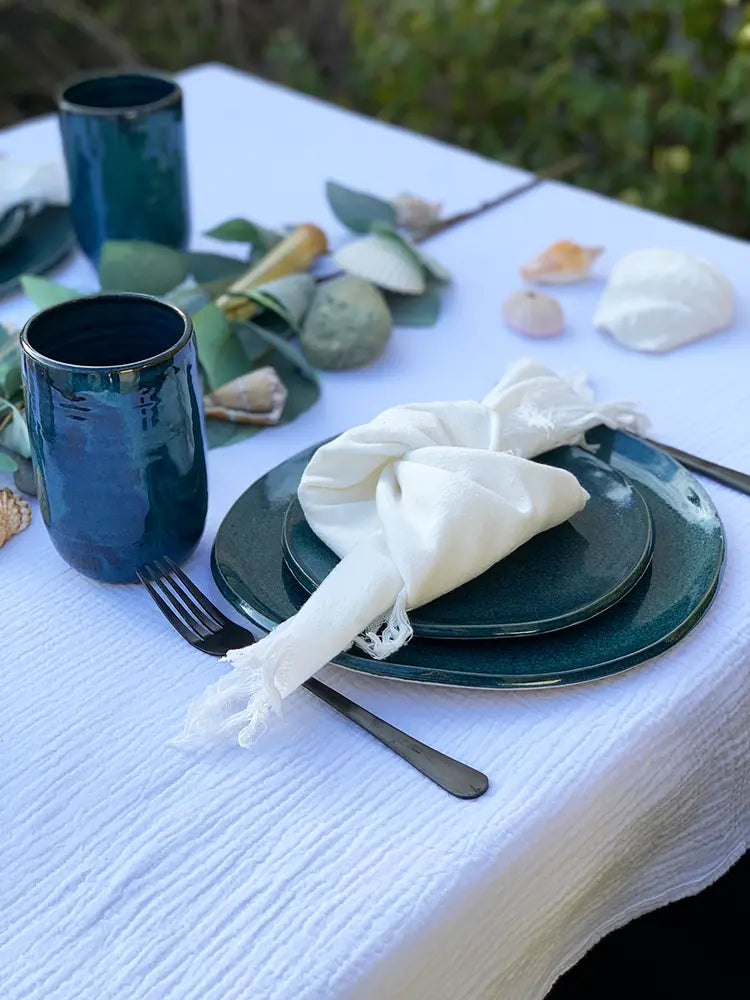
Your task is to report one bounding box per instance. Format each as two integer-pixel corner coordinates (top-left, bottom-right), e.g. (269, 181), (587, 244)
(413, 154), (584, 243)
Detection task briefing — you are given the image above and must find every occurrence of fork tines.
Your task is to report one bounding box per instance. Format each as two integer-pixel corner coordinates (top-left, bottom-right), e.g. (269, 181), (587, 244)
(137, 557), (229, 643)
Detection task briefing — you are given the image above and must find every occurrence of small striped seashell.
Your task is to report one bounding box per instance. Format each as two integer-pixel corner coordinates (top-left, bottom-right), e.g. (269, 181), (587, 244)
(390, 193), (442, 231)
(502, 289), (564, 338)
(203, 367), (288, 425)
(333, 233), (426, 294)
(0, 487), (31, 548)
(521, 240), (603, 284)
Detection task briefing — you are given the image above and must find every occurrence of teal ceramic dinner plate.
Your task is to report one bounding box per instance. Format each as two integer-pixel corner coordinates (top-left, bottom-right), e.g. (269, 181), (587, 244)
(281, 446), (654, 638)
(0, 206), (76, 299)
(212, 427), (725, 689)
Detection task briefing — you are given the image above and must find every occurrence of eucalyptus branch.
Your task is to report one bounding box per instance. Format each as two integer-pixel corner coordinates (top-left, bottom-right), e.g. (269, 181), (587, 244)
(413, 154), (585, 243)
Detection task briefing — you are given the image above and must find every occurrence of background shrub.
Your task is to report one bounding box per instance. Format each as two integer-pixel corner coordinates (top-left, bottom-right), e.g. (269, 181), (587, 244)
(1, 0), (749, 237)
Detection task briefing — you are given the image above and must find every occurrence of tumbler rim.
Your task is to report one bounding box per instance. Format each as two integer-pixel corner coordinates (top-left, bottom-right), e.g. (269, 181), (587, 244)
(57, 68), (182, 117)
(20, 292), (193, 374)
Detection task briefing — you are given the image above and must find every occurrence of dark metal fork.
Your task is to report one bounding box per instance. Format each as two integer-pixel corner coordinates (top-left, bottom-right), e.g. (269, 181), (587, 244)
(138, 558), (489, 799)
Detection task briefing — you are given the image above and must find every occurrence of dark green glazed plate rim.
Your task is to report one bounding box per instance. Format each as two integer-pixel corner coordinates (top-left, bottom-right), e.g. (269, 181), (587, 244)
(0, 205), (75, 299)
(280, 446), (655, 638)
(211, 427), (725, 690)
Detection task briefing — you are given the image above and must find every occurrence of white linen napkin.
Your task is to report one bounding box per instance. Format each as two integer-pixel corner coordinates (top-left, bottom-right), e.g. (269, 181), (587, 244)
(0, 158), (69, 219)
(176, 359), (647, 749)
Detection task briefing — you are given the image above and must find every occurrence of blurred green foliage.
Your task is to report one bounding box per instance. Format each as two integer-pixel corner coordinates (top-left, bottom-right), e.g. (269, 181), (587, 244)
(342, 0), (750, 237)
(3, 0), (750, 237)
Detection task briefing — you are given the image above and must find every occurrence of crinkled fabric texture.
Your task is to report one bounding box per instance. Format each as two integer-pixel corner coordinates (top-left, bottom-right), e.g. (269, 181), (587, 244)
(177, 359), (648, 749)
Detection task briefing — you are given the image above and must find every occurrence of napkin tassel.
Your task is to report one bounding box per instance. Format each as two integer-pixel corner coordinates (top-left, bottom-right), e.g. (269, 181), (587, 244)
(353, 586), (413, 659)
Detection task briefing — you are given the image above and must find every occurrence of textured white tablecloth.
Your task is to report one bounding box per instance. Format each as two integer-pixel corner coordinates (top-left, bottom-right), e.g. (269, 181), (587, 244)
(0, 64), (748, 1000)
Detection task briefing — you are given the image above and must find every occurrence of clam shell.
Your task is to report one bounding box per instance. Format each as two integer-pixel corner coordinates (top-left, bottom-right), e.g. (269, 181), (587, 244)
(333, 234), (426, 294)
(594, 248), (734, 352)
(502, 290), (564, 338)
(0, 487), (31, 547)
(203, 367), (288, 425)
(521, 240), (603, 284)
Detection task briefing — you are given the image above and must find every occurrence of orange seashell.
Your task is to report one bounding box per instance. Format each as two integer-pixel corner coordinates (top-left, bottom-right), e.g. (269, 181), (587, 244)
(521, 240), (603, 284)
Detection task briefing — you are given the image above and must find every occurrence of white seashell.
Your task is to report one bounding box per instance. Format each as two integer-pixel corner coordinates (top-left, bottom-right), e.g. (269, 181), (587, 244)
(0, 487), (31, 548)
(203, 367), (288, 425)
(333, 233), (426, 294)
(502, 290), (564, 338)
(594, 249), (734, 352)
(390, 193), (442, 231)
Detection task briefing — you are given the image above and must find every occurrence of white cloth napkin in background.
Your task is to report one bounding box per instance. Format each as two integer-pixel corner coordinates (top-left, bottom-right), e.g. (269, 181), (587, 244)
(0, 158), (69, 219)
(177, 359), (648, 749)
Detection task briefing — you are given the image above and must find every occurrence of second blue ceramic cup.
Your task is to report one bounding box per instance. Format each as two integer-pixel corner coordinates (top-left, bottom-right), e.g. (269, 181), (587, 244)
(21, 293), (208, 583)
(58, 70), (190, 261)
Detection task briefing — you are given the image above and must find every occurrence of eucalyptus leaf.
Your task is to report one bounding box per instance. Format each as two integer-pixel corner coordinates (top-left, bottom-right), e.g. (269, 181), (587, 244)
(326, 180), (396, 233)
(369, 221), (426, 269)
(0, 451), (17, 472)
(0, 400), (30, 458)
(0, 364), (23, 401)
(20, 275), (80, 309)
(98, 240), (189, 296)
(165, 281), (212, 315)
(0, 323), (17, 360)
(255, 274), (316, 328)
(418, 251), (452, 284)
(0, 325), (22, 400)
(368, 222), (451, 284)
(229, 274), (316, 332)
(204, 218), (282, 252)
(192, 303), (250, 392)
(13, 454), (36, 495)
(237, 322), (319, 384)
(186, 251), (247, 285)
(386, 288), (442, 326)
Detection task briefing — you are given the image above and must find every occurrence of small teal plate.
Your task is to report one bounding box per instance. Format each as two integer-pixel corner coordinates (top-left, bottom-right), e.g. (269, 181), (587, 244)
(0, 206), (76, 299)
(282, 446), (654, 638)
(212, 428), (725, 689)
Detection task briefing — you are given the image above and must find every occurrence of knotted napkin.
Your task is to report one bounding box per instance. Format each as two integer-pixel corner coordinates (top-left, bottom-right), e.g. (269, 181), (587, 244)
(0, 159), (68, 220)
(177, 359), (647, 748)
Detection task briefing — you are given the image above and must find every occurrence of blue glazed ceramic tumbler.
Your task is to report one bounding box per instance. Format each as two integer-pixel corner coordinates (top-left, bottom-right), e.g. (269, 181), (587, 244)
(58, 70), (190, 261)
(21, 294), (208, 583)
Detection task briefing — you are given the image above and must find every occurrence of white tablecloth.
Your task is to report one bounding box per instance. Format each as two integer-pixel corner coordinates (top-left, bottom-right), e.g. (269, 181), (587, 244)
(1, 64), (748, 1000)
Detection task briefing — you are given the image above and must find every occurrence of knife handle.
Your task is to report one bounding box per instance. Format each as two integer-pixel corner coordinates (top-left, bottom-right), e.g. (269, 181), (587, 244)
(648, 439), (750, 498)
(303, 677), (489, 799)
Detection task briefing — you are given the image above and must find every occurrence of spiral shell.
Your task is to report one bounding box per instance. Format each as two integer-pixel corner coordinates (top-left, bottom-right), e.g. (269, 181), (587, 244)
(0, 487), (31, 548)
(502, 290), (564, 338)
(203, 367), (288, 425)
(521, 240), (603, 284)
